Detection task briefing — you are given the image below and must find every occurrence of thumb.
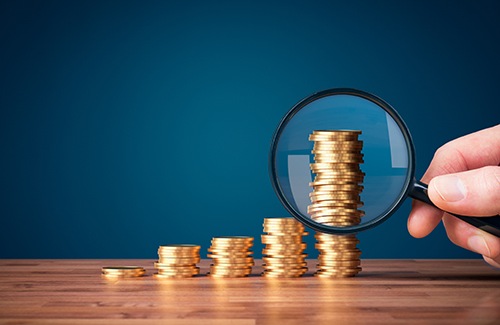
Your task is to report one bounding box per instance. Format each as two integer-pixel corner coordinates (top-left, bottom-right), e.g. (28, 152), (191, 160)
(428, 166), (500, 216)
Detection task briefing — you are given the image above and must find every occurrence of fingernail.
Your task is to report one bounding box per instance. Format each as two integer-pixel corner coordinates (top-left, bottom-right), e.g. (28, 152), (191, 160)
(467, 235), (491, 256)
(433, 175), (467, 202)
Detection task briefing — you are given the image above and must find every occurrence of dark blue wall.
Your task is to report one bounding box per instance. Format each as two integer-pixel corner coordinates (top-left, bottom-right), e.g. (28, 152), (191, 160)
(1, 1), (499, 258)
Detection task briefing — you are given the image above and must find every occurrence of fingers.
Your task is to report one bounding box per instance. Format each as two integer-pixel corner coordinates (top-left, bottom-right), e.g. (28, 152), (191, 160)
(428, 166), (500, 216)
(408, 124), (500, 239)
(408, 200), (444, 238)
(442, 214), (500, 267)
(422, 124), (500, 183)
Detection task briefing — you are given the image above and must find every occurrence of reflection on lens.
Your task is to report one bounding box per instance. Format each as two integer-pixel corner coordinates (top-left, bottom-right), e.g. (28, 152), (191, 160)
(271, 89), (414, 233)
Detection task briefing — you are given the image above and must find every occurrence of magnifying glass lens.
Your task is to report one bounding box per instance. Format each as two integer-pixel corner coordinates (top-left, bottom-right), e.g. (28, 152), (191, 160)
(271, 89), (414, 233)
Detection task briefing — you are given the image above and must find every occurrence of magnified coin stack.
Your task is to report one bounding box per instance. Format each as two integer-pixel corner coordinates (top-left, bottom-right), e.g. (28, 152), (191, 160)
(154, 244), (201, 278)
(308, 130), (364, 277)
(208, 236), (254, 277)
(261, 217), (308, 278)
(102, 266), (145, 278)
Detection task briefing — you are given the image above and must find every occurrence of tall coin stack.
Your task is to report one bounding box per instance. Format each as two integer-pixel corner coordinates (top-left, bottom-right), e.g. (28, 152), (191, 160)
(154, 244), (201, 278)
(308, 130), (364, 278)
(208, 236), (254, 277)
(261, 217), (308, 278)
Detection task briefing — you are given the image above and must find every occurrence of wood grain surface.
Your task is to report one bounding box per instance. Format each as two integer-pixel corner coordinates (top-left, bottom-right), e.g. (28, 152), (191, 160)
(0, 259), (499, 324)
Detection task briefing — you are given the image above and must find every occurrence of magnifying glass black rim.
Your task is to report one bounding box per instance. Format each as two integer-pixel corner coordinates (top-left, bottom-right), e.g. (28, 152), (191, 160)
(269, 88), (416, 234)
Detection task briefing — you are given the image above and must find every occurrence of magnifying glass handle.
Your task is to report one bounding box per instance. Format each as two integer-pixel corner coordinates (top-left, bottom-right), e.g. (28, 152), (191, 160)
(409, 179), (500, 238)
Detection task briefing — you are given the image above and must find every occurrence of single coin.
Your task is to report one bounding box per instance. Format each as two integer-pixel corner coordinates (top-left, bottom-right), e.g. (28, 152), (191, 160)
(154, 273), (197, 279)
(155, 259), (199, 267)
(158, 244), (200, 251)
(212, 236), (253, 241)
(263, 243), (307, 250)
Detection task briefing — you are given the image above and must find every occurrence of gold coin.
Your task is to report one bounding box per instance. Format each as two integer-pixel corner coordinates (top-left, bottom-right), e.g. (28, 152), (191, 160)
(262, 265), (308, 272)
(210, 264), (253, 270)
(263, 256), (306, 264)
(158, 269), (200, 276)
(318, 260), (361, 267)
(310, 189), (361, 196)
(311, 130), (362, 135)
(263, 262), (308, 269)
(311, 209), (364, 217)
(262, 250), (306, 257)
(207, 252), (253, 259)
(313, 149), (363, 154)
(263, 222), (304, 228)
(263, 243), (307, 250)
(309, 193), (361, 201)
(263, 229), (305, 234)
(261, 234), (304, 240)
(312, 216), (361, 222)
(311, 179), (364, 186)
(158, 244), (200, 251)
(312, 134), (362, 140)
(212, 236), (253, 242)
(313, 157), (364, 164)
(311, 184), (364, 191)
(317, 266), (362, 272)
(263, 269), (307, 275)
(155, 259), (199, 267)
(154, 273), (196, 279)
(314, 153), (364, 161)
(308, 203), (361, 212)
(210, 256), (254, 263)
(102, 269), (145, 275)
(208, 273), (250, 278)
(318, 254), (362, 261)
(263, 231), (307, 237)
(310, 163), (363, 171)
(263, 217), (300, 223)
(209, 268), (252, 275)
(312, 166), (362, 173)
(209, 244), (254, 251)
(309, 134), (360, 141)
(307, 205), (363, 214)
(102, 266), (145, 272)
(312, 171), (364, 177)
(261, 237), (303, 245)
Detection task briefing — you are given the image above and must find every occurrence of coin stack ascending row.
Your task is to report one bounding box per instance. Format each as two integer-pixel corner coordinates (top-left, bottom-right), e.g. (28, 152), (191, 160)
(208, 236), (254, 277)
(261, 217), (308, 278)
(308, 130), (364, 277)
(154, 244), (201, 278)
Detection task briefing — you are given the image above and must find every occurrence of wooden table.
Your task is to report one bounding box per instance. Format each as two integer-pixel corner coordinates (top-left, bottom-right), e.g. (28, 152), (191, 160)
(0, 259), (499, 324)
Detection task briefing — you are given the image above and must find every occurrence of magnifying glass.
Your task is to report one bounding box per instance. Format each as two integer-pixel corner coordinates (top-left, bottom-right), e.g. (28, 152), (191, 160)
(269, 88), (500, 237)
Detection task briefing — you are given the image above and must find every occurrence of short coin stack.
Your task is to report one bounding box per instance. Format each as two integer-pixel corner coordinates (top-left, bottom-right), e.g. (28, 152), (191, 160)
(308, 130), (364, 277)
(261, 217), (308, 278)
(102, 266), (145, 278)
(208, 236), (254, 277)
(154, 244), (201, 278)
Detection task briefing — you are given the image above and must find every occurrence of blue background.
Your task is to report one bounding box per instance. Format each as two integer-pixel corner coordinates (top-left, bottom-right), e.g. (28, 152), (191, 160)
(1, 0), (499, 259)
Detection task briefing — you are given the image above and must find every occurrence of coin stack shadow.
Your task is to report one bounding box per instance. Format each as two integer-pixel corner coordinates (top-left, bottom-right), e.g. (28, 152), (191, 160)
(208, 236), (254, 277)
(261, 217), (308, 277)
(102, 266), (145, 278)
(308, 130), (364, 278)
(154, 244), (201, 278)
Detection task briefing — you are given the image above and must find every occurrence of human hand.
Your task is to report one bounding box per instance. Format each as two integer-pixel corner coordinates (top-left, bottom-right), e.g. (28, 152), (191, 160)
(407, 124), (500, 267)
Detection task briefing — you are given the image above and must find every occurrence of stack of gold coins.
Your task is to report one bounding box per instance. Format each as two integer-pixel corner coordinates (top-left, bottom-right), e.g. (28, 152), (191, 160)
(101, 266), (145, 278)
(314, 233), (361, 277)
(208, 236), (254, 277)
(308, 130), (364, 278)
(261, 217), (308, 278)
(154, 244), (201, 278)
